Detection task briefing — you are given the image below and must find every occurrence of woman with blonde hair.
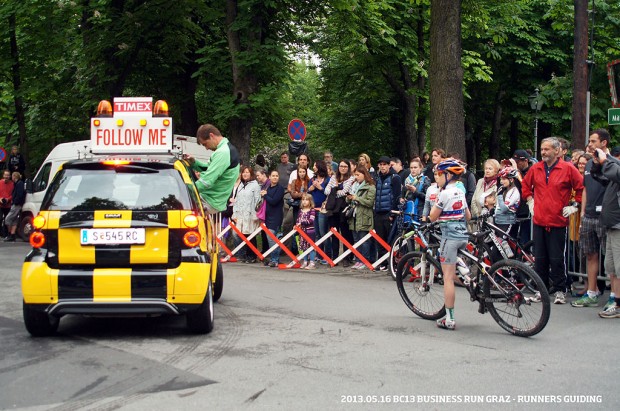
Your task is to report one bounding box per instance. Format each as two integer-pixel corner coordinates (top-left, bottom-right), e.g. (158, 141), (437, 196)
(471, 158), (501, 218)
(357, 153), (375, 177)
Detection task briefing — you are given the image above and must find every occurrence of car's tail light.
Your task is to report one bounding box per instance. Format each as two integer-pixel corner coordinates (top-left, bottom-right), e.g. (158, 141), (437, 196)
(183, 231), (201, 247)
(183, 214), (199, 228)
(30, 232), (46, 248)
(33, 215), (46, 230)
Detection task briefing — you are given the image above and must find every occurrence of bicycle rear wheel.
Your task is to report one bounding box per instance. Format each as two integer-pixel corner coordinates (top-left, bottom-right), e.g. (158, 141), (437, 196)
(483, 259), (550, 337)
(395, 251), (445, 320)
(390, 234), (414, 281)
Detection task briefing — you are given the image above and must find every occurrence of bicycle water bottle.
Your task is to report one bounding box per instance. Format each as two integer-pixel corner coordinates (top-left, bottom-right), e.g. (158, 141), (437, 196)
(499, 239), (514, 258)
(456, 257), (471, 285)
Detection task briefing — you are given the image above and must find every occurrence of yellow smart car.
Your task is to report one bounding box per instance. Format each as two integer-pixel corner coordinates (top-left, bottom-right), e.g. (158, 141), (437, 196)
(21, 98), (222, 336)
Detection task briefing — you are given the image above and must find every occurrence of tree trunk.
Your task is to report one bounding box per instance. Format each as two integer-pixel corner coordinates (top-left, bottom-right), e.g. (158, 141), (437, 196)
(509, 117), (519, 157)
(176, 54), (200, 136)
(571, 0), (588, 149)
(383, 63), (418, 161)
(489, 88), (505, 160)
(429, 0), (465, 155)
(416, 11), (427, 157)
(225, 0), (258, 164)
(8, 12), (29, 175)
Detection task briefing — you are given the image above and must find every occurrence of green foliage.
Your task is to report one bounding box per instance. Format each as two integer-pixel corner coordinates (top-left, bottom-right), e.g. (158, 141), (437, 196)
(3, 0), (620, 174)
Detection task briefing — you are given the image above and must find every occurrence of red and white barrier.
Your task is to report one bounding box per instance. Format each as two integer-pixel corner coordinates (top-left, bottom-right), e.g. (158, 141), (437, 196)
(216, 217), (392, 272)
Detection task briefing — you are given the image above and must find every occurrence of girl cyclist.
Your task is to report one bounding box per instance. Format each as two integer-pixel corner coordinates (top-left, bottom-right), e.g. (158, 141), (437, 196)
(428, 159), (471, 330)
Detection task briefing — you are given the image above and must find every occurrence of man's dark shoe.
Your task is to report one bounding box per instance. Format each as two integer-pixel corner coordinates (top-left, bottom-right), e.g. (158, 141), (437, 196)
(3, 235), (15, 242)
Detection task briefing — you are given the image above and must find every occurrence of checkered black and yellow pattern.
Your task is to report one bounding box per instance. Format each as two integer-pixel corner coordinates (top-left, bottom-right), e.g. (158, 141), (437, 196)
(22, 209), (213, 306)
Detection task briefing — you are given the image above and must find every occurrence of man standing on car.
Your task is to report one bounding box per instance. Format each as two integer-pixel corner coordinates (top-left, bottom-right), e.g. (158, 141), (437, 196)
(185, 124), (240, 214)
(521, 137), (584, 305)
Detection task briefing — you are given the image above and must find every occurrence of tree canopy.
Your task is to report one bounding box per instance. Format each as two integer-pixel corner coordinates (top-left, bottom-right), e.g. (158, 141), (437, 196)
(1, 0), (620, 176)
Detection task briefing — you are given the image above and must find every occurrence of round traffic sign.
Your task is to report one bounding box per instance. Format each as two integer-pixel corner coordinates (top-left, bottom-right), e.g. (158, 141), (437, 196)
(0, 148), (6, 162)
(288, 119), (306, 141)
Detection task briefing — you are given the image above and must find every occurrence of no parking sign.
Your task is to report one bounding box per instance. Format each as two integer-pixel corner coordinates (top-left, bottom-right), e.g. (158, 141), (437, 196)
(288, 119), (306, 141)
(0, 147), (6, 164)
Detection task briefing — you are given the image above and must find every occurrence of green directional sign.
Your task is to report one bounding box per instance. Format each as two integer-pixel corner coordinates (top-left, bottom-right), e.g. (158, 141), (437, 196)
(609, 108), (620, 126)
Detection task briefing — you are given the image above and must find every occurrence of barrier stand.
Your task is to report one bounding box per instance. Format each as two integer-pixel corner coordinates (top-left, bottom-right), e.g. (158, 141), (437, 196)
(289, 226), (336, 268)
(216, 223), (237, 262)
(222, 222), (264, 262)
(369, 230), (392, 270)
(328, 228), (374, 269)
(260, 223), (300, 268)
(216, 237), (237, 262)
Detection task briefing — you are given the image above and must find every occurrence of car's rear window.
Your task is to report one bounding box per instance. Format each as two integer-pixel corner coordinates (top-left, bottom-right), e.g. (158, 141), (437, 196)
(43, 165), (192, 211)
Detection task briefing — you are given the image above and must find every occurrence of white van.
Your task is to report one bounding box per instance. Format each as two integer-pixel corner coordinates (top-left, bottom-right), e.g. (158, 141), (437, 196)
(18, 135), (211, 240)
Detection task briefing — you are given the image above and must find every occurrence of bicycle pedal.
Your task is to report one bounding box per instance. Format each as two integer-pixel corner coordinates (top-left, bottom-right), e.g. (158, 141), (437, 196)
(478, 303), (487, 314)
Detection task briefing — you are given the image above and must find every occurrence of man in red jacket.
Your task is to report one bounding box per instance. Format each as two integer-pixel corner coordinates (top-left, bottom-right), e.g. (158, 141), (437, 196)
(522, 137), (584, 304)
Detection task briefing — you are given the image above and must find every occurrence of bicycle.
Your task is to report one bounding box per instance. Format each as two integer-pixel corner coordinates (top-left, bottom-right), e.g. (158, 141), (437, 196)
(395, 223), (550, 337)
(388, 211), (442, 281)
(472, 214), (537, 292)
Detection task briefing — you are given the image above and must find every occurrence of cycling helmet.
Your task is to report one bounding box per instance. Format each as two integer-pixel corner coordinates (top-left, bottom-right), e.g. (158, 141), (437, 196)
(498, 165), (518, 179)
(435, 158), (466, 175)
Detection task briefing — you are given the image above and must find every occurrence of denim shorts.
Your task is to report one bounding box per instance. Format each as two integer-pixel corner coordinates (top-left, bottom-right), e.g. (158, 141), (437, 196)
(439, 238), (467, 265)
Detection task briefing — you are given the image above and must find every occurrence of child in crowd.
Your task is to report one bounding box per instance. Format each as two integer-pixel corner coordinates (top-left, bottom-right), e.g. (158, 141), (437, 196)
(494, 166), (521, 237)
(296, 193), (317, 270)
(428, 159), (471, 330)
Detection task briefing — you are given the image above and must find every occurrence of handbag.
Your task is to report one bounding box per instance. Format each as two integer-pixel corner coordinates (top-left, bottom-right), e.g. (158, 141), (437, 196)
(256, 200), (267, 221)
(325, 188), (345, 214)
(255, 198), (264, 211)
(342, 204), (355, 219)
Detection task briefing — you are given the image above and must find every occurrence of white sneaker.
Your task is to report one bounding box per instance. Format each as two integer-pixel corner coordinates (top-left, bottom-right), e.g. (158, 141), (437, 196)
(300, 261), (308, 269)
(554, 291), (567, 305)
(526, 291), (542, 303)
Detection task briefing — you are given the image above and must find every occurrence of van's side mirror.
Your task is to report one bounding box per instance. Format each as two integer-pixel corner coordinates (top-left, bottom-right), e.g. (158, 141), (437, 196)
(25, 178), (33, 194)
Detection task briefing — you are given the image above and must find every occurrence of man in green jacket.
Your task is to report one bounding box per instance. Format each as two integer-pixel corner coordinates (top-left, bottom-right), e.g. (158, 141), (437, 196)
(184, 124), (240, 213)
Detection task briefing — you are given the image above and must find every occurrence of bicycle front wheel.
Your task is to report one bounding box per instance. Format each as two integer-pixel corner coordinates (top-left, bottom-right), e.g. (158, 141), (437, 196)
(483, 259), (550, 337)
(390, 234), (414, 281)
(395, 251), (445, 320)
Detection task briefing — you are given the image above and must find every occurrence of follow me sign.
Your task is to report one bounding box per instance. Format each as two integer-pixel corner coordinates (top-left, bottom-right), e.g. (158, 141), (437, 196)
(90, 97), (173, 154)
(609, 108), (620, 126)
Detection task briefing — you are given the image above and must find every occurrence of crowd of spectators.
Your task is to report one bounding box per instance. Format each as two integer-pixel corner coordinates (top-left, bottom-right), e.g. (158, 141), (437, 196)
(221, 131), (620, 320)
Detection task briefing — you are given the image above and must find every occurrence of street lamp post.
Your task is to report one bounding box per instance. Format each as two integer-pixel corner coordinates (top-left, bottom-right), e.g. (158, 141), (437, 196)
(528, 88), (544, 159)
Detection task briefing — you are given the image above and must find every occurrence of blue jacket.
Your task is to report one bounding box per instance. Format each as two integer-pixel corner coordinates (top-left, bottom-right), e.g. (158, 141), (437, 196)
(264, 184), (285, 231)
(374, 169), (401, 214)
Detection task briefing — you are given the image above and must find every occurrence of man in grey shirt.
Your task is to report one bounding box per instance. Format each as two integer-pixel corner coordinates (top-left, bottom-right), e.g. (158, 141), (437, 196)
(277, 152), (295, 190)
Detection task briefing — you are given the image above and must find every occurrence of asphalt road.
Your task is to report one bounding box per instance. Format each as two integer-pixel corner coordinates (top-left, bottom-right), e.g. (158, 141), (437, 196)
(0, 241), (617, 410)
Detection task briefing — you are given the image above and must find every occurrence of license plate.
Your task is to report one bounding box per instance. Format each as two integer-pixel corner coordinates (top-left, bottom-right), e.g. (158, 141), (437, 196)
(80, 228), (146, 245)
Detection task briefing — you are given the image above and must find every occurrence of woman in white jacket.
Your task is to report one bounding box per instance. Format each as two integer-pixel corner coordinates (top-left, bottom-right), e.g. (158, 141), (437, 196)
(232, 166), (262, 263)
(470, 159), (501, 218)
